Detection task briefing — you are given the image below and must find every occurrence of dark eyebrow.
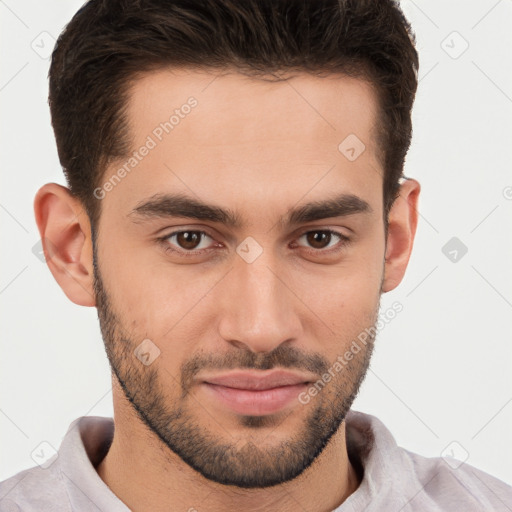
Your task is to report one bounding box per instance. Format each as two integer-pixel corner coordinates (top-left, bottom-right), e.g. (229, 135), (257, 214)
(284, 194), (372, 227)
(129, 192), (372, 228)
(130, 193), (244, 227)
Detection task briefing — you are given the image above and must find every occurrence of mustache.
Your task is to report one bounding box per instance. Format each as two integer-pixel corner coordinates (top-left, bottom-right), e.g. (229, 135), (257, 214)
(180, 344), (329, 392)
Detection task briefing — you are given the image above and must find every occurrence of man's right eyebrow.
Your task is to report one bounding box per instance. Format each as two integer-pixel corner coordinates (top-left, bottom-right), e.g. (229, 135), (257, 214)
(129, 193), (244, 228)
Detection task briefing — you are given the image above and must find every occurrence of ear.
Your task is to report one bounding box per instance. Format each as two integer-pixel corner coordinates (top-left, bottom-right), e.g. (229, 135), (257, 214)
(381, 178), (421, 293)
(33, 183), (96, 307)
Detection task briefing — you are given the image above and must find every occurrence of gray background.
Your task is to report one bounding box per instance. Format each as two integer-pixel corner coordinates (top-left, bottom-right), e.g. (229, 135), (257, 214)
(1, 0), (511, 486)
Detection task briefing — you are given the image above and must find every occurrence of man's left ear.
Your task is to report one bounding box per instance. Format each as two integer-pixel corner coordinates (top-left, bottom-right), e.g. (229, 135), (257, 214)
(381, 178), (421, 293)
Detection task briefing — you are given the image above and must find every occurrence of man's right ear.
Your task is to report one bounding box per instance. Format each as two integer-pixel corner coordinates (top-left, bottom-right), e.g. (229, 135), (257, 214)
(33, 183), (96, 307)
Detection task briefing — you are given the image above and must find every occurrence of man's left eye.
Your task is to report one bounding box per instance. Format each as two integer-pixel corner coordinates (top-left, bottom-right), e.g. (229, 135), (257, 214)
(296, 230), (349, 251)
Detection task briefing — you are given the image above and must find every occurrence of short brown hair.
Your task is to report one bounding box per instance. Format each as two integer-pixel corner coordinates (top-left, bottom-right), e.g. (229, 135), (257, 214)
(49, 0), (418, 230)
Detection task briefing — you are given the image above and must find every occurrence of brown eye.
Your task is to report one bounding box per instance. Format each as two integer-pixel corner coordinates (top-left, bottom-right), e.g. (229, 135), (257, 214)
(296, 230), (348, 251)
(306, 231), (332, 249)
(176, 231), (202, 250)
(164, 230), (213, 252)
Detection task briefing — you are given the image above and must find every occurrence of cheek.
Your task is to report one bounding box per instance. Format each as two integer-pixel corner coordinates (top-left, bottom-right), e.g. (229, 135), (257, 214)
(315, 280), (379, 343)
(103, 250), (221, 347)
(290, 256), (382, 354)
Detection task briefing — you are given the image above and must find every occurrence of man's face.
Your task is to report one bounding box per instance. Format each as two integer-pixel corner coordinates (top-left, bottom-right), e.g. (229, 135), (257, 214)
(93, 69), (386, 487)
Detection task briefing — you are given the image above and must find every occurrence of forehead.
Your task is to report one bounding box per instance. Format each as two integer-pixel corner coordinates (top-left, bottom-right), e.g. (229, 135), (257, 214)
(103, 68), (383, 222)
(127, 67), (380, 150)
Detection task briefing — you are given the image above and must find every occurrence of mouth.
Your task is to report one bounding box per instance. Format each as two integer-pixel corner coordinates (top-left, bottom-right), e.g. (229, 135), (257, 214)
(199, 370), (314, 416)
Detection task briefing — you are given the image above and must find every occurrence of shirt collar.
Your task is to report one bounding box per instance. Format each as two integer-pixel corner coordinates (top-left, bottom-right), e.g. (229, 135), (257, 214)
(55, 409), (408, 511)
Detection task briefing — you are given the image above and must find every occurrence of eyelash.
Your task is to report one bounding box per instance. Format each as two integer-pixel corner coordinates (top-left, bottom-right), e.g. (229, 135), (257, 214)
(157, 229), (351, 258)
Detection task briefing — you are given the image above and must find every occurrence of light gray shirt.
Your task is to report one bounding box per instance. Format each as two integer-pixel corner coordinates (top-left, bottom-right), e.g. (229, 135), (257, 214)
(1, 409), (511, 511)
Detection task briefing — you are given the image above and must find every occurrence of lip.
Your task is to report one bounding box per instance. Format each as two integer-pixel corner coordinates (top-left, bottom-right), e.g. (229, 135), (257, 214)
(203, 370), (312, 390)
(200, 370), (313, 416)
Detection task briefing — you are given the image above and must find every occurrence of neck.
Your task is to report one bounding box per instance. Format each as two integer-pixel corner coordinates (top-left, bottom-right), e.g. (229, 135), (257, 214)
(96, 378), (361, 512)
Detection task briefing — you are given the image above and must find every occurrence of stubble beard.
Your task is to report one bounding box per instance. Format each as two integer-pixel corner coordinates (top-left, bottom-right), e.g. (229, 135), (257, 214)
(92, 247), (377, 488)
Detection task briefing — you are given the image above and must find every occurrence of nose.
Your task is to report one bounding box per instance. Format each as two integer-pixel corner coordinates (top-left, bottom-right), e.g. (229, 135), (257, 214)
(217, 252), (302, 353)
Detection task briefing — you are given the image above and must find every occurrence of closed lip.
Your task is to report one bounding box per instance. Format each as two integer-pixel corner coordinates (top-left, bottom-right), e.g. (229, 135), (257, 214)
(200, 369), (315, 390)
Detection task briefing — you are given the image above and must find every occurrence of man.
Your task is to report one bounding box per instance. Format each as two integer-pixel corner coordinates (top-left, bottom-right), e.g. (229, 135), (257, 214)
(1, 0), (511, 510)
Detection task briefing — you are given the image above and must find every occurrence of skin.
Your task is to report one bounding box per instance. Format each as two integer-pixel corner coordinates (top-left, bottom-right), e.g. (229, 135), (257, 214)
(34, 68), (420, 512)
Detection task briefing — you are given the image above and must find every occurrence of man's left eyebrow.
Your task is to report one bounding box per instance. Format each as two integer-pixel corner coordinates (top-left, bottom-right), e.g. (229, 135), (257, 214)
(283, 193), (373, 227)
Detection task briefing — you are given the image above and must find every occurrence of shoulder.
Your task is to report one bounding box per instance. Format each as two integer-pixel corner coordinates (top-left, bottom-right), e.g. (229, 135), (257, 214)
(345, 410), (512, 511)
(401, 448), (512, 511)
(0, 458), (70, 512)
